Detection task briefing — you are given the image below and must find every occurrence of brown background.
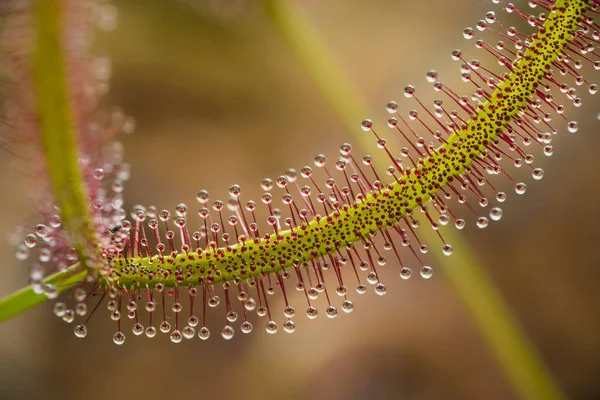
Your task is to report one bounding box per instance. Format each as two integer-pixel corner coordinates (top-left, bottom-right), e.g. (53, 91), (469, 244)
(0, 1), (599, 399)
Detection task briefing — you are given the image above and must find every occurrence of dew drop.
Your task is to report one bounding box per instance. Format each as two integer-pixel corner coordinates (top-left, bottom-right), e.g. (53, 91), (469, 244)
(476, 217), (489, 229)
(145, 326), (157, 338)
(74, 325), (87, 338)
(113, 331), (126, 345)
(515, 182), (527, 195)
(182, 325), (195, 339)
(44, 284), (58, 299)
(170, 330), (183, 343)
(15, 245), (29, 261)
(53, 302), (67, 317)
(496, 192), (506, 202)
(226, 311), (238, 323)
(420, 266), (433, 279)
(567, 121), (578, 133)
(375, 283), (387, 296)
(159, 320), (171, 333)
(75, 303), (87, 316)
(490, 207), (503, 221)
(62, 309), (75, 323)
(442, 244), (453, 256)
(221, 325), (235, 340)
(93, 168), (104, 180)
(198, 326), (210, 340)
(361, 119), (373, 131)
(132, 322), (144, 336)
(24, 234), (37, 249)
(266, 320), (278, 334)
(257, 305), (268, 317)
(306, 306), (318, 319)
(208, 295), (220, 307)
(532, 168), (544, 180)
(238, 321), (252, 334)
(356, 283), (367, 294)
(110, 310), (121, 321)
(284, 305), (295, 318)
(283, 320), (296, 333)
(455, 219), (466, 229)
(244, 298), (257, 311)
(326, 305), (338, 318)
(386, 101), (397, 113)
(400, 267), (412, 280)
(426, 69), (438, 83)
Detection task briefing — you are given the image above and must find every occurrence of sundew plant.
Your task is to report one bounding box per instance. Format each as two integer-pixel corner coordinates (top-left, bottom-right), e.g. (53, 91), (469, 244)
(0, 1), (598, 393)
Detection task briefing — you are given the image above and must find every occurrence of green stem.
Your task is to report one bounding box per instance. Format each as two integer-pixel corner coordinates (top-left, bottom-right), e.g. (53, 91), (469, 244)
(0, 264), (85, 323)
(33, 0), (96, 262)
(264, 1), (564, 399)
(0, 0), (93, 322)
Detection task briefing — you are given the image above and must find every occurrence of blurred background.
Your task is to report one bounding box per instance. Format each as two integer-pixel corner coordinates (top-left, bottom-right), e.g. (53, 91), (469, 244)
(0, 0), (599, 399)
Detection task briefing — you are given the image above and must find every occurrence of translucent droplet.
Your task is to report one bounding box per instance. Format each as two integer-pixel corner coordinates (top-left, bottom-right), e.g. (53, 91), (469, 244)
(93, 168), (104, 180)
(342, 300), (354, 313)
(256, 305), (267, 317)
(145, 326), (157, 338)
(426, 69), (438, 83)
(515, 182), (527, 195)
(113, 331), (126, 345)
(400, 267), (412, 280)
(266, 320), (278, 334)
(442, 244), (453, 256)
(284, 305), (295, 318)
(24, 234), (37, 249)
(455, 219), (466, 229)
(240, 321), (253, 334)
(326, 305), (338, 318)
(386, 101), (398, 113)
(75, 302), (87, 316)
(361, 119), (373, 131)
(53, 302), (67, 317)
(283, 320), (296, 333)
(182, 326), (195, 339)
(159, 320), (171, 333)
(476, 216), (489, 229)
(74, 324), (87, 338)
(367, 272), (378, 285)
(44, 284), (58, 299)
(306, 306), (318, 319)
(567, 121), (578, 133)
(420, 266), (433, 279)
(198, 326), (210, 340)
(208, 296), (220, 307)
(336, 285), (347, 296)
(490, 207), (503, 221)
(226, 311), (238, 323)
(496, 192), (507, 202)
(221, 325), (235, 340)
(170, 330), (183, 343)
(356, 283), (367, 294)
(110, 310), (121, 321)
(188, 315), (199, 327)
(62, 309), (75, 323)
(375, 283), (387, 296)
(532, 168), (544, 180)
(244, 298), (256, 311)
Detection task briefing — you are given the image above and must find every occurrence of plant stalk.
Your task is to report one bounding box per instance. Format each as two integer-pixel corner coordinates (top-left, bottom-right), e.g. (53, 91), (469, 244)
(264, 0), (564, 399)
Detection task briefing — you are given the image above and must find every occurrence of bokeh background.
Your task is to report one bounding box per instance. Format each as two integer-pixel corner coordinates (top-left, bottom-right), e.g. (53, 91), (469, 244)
(1, 0), (599, 399)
